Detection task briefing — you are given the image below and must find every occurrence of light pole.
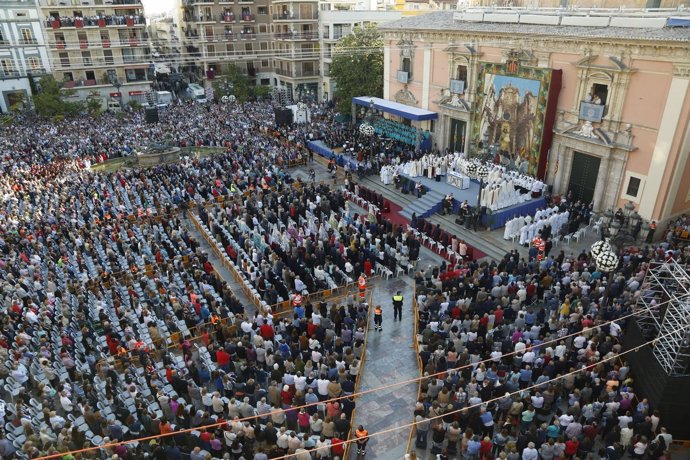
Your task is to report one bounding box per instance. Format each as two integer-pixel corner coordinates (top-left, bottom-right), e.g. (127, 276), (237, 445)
(603, 201), (642, 249)
(475, 163), (489, 230)
(590, 240), (619, 309)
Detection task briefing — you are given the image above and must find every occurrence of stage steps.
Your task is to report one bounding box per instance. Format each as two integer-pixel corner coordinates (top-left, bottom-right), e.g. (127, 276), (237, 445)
(360, 176), (509, 261)
(399, 189), (446, 220)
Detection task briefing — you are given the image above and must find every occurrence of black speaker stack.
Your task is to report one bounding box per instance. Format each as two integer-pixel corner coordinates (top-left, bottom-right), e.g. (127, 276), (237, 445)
(145, 107), (159, 124)
(274, 108), (293, 126)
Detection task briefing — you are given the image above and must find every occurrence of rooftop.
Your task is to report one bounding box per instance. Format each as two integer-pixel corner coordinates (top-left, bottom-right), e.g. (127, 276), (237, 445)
(379, 9), (690, 42)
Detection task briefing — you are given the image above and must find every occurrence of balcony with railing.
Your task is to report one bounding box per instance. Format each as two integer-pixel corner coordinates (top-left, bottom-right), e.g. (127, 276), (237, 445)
(42, 0), (143, 5)
(276, 31), (317, 41)
(239, 29), (256, 40)
(240, 14), (255, 22)
(272, 11), (318, 21)
(275, 67), (319, 78)
(51, 38), (141, 49)
(220, 12), (236, 22)
(182, 0), (214, 5)
(47, 14), (145, 29)
(0, 69), (22, 79)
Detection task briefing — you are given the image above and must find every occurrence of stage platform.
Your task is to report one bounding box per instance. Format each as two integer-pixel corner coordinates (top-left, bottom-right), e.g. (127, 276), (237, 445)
(304, 140), (544, 230)
(307, 140), (359, 171)
(400, 173), (546, 230)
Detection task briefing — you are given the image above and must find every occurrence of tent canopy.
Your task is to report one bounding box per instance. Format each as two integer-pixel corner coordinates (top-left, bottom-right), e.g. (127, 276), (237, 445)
(352, 96), (438, 121)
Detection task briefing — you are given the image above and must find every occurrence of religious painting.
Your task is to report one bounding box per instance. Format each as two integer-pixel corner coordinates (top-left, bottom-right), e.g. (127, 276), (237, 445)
(471, 62), (560, 180)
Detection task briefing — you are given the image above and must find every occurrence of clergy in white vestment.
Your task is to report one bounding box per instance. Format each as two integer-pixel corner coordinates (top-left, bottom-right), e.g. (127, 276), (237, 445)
(519, 225), (529, 245)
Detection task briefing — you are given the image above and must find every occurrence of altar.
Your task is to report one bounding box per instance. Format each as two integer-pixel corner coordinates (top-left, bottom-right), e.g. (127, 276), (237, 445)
(447, 171), (470, 190)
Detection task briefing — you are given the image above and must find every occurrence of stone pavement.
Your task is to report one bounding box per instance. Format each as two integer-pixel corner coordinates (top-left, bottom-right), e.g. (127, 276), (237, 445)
(348, 275), (418, 460)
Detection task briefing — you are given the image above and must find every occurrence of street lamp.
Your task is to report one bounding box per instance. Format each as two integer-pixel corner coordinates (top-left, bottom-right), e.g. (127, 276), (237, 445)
(591, 245), (619, 308)
(603, 201), (642, 249)
(475, 163), (489, 229)
(109, 75), (123, 105)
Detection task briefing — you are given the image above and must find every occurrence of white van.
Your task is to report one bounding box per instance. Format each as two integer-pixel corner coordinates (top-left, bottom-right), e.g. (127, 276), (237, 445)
(187, 83), (207, 103)
(107, 100), (122, 112)
(155, 91), (174, 108)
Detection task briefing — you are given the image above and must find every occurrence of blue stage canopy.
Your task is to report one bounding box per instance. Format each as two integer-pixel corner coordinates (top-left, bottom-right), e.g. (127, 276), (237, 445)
(667, 17), (690, 27)
(352, 96), (438, 121)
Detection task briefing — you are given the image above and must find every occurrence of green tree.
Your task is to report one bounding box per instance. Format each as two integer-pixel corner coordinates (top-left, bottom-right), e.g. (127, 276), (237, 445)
(329, 24), (384, 114)
(33, 75), (84, 117)
(86, 90), (103, 116)
(252, 85), (271, 100)
(212, 64), (250, 103)
(127, 100), (142, 111)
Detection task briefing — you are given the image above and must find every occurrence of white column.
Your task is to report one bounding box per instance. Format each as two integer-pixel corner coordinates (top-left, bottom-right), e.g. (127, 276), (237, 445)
(383, 44), (391, 101)
(422, 44), (432, 109)
(638, 77), (690, 220)
(593, 156), (611, 212)
(662, 106), (690, 218)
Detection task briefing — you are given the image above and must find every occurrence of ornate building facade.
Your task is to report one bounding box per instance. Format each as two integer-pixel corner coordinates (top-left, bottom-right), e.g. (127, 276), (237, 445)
(380, 9), (690, 224)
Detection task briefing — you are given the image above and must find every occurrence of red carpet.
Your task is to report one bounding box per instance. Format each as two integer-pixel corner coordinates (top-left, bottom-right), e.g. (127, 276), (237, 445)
(383, 199), (488, 260)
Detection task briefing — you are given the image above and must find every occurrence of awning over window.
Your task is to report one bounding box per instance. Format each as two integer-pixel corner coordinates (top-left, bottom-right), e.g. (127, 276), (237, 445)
(352, 96), (438, 121)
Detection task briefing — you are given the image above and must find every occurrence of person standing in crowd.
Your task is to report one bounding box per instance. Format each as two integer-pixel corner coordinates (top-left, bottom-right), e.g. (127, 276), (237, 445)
(359, 274), (367, 301)
(647, 220), (657, 243)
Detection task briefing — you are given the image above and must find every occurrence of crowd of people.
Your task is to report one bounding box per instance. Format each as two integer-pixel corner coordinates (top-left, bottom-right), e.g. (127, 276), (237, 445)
(411, 230), (688, 460)
(1, 97), (688, 460)
(0, 101), (378, 460)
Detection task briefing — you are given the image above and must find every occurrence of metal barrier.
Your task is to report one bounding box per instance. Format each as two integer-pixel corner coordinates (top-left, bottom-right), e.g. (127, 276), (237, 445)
(406, 283), (423, 454)
(343, 289), (374, 460)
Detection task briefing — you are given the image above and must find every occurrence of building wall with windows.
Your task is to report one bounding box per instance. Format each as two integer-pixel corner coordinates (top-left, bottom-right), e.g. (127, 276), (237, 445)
(180, 0), (274, 85)
(381, 9), (690, 224)
(38, 0), (153, 104)
(319, 9), (401, 102)
(0, 0), (51, 112)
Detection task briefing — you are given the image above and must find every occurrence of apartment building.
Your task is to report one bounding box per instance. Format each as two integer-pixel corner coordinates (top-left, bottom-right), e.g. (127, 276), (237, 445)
(319, 9), (401, 102)
(272, 0), (320, 100)
(180, 0), (274, 86)
(38, 0), (152, 104)
(0, 0), (51, 112)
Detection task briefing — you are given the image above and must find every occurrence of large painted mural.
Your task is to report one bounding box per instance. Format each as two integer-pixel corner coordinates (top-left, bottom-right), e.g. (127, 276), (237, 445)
(471, 62), (560, 180)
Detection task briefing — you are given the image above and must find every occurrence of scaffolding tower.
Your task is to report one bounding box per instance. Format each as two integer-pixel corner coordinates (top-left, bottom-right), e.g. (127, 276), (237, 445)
(633, 258), (690, 376)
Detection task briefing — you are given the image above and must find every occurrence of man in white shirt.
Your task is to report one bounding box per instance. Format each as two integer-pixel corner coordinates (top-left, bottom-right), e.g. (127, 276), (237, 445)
(294, 372), (307, 392)
(531, 392), (544, 409)
(522, 442), (539, 460)
(316, 376), (330, 399)
(522, 349), (536, 365)
(60, 392), (74, 413)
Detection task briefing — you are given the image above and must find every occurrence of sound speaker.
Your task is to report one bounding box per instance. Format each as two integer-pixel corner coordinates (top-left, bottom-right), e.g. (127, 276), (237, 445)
(274, 108), (293, 126)
(145, 107), (159, 124)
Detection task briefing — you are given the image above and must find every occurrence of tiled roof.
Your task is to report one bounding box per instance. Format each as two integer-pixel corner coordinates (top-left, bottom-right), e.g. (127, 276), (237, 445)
(379, 11), (690, 42)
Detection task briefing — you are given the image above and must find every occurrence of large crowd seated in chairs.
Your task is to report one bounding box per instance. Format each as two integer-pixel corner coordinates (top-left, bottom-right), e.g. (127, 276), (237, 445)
(197, 182), (358, 305)
(0, 101), (379, 460)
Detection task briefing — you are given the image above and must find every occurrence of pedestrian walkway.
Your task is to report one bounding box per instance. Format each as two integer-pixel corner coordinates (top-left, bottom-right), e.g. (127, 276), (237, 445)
(349, 276), (420, 460)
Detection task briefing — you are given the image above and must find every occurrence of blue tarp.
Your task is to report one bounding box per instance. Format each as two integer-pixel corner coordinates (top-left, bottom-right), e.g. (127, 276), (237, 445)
(307, 140), (359, 171)
(352, 96), (438, 121)
(667, 17), (690, 27)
